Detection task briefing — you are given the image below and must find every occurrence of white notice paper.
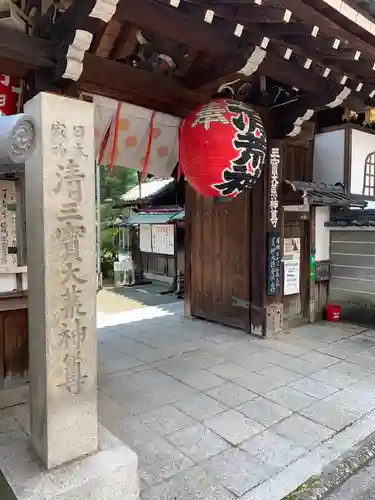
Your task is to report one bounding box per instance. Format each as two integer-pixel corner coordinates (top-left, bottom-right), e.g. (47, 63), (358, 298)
(284, 260), (300, 295)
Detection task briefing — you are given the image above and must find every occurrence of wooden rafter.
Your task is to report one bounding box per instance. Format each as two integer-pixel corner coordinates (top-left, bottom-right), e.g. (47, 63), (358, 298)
(3, 0), (375, 121)
(120, 0), (374, 106)
(39, 0), (120, 81)
(301, 0), (375, 45)
(0, 25), (204, 115)
(0, 27), (54, 76)
(183, 0), (374, 89)
(269, 0), (375, 58)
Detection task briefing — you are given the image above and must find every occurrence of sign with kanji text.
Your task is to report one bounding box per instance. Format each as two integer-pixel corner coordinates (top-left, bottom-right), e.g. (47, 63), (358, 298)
(0, 75), (21, 116)
(180, 98), (267, 198)
(267, 231), (281, 296)
(267, 143), (282, 231)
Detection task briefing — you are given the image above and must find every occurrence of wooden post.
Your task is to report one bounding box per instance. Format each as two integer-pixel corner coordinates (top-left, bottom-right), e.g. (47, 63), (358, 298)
(250, 140), (284, 337)
(184, 184), (192, 317)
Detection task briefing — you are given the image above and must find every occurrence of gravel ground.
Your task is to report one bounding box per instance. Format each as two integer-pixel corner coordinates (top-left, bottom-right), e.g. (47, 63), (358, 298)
(327, 459), (375, 499)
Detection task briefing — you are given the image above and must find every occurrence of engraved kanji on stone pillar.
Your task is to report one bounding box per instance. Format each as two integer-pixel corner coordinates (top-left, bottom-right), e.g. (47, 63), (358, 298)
(25, 93), (97, 469)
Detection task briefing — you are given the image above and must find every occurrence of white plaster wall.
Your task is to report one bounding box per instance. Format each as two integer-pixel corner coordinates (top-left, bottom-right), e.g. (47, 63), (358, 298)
(0, 274), (17, 293)
(315, 206), (330, 261)
(313, 129), (345, 185)
(350, 128), (375, 194)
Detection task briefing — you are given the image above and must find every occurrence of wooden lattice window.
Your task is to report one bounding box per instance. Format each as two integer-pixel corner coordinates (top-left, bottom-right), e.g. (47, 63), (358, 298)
(363, 151), (375, 197)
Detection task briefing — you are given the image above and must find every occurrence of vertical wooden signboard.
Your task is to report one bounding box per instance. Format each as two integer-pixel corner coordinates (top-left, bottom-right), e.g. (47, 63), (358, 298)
(265, 141), (283, 334)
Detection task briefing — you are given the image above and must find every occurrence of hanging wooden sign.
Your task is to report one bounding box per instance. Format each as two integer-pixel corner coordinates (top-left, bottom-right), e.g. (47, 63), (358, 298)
(267, 231), (281, 296)
(267, 142), (282, 231)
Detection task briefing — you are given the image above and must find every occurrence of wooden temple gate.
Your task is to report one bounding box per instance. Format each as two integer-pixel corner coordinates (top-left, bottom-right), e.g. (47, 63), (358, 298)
(0, 0), (375, 391)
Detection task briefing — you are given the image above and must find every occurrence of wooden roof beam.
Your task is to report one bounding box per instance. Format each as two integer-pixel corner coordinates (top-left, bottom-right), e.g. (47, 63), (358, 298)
(0, 27), (54, 76)
(301, 0), (375, 46)
(81, 52), (206, 114)
(0, 25), (204, 116)
(269, 0), (375, 59)
(114, 0), (329, 89)
(39, 0), (120, 81)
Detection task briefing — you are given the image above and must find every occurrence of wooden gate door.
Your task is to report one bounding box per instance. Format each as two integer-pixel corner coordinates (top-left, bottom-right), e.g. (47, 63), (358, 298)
(189, 187), (251, 331)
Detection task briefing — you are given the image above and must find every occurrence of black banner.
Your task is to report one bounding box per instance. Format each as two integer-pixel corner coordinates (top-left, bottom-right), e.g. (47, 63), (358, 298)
(315, 260), (330, 282)
(267, 231), (281, 296)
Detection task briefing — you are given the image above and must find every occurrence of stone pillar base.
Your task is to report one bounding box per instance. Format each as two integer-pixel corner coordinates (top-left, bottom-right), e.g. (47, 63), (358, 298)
(0, 426), (139, 500)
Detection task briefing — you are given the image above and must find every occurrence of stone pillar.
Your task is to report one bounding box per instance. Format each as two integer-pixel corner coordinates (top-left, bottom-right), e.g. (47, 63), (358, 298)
(24, 93), (98, 469)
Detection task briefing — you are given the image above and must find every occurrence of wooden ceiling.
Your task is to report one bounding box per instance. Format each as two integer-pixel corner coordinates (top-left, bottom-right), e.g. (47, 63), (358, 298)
(4, 0), (375, 134)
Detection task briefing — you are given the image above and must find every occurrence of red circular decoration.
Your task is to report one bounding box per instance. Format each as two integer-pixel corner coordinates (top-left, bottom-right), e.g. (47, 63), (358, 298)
(0, 74), (21, 116)
(179, 98), (267, 198)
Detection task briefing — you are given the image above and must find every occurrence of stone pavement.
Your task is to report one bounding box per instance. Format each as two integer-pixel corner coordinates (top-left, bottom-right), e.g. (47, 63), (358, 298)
(4, 302), (375, 499)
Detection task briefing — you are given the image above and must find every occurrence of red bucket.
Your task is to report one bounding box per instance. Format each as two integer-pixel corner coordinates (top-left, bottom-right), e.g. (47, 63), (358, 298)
(326, 304), (342, 322)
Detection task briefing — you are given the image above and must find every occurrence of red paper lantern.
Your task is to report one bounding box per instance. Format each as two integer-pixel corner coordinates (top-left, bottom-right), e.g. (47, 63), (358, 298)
(0, 74), (21, 116)
(179, 98), (267, 198)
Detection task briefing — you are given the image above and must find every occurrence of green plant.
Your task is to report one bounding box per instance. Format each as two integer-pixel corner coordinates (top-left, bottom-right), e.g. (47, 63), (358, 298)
(100, 227), (119, 278)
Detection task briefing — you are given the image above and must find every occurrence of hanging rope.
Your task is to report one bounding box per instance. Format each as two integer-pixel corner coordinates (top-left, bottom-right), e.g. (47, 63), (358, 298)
(141, 110), (156, 180)
(109, 101), (122, 174)
(177, 123), (182, 182)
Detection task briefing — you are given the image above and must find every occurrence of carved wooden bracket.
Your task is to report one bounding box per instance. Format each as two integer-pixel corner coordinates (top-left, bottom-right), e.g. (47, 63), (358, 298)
(39, 0), (120, 82)
(271, 84), (352, 138)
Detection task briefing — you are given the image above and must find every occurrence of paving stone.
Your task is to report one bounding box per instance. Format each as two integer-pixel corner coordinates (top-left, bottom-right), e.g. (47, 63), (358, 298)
(114, 404), (195, 446)
(112, 389), (182, 418)
(262, 340), (309, 357)
(204, 409), (264, 445)
(202, 448), (273, 497)
(234, 372), (283, 395)
(311, 361), (372, 389)
(157, 359), (198, 378)
(238, 397), (292, 427)
(253, 350), (296, 369)
(240, 429), (307, 469)
(205, 382), (257, 407)
(346, 334), (375, 348)
(122, 342), (171, 363)
(0, 427), (28, 448)
(258, 366), (302, 386)
(300, 398), (360, 431)
(98, 390), (133, 430)
(312, 389), (375, 419)
(328, 322), (367, 334)
(174, 393), (228, 421)
(265, 386), (318, 411)
(166, 423), (230, 463)
(278, 336), (328, 351)
(209, 361), (253, 380)
(135, 437), (194, 486)
(288, 377), (338, 399)
(175, 369), (226, 391)
(181, 351), (225, 369)
(299, 351), (340, 370)
(141, 465), (236, 500)
(97, 306), (375, 500)
(230, 352), (274, 373)
(271, 414), (335, 449)
(99, 354), (144, 374)
(343, 352), (375, 370)
(275, 357), (320, 376)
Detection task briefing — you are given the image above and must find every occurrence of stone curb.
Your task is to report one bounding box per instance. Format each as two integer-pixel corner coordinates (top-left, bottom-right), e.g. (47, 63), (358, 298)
(283, 432), (375, 500)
